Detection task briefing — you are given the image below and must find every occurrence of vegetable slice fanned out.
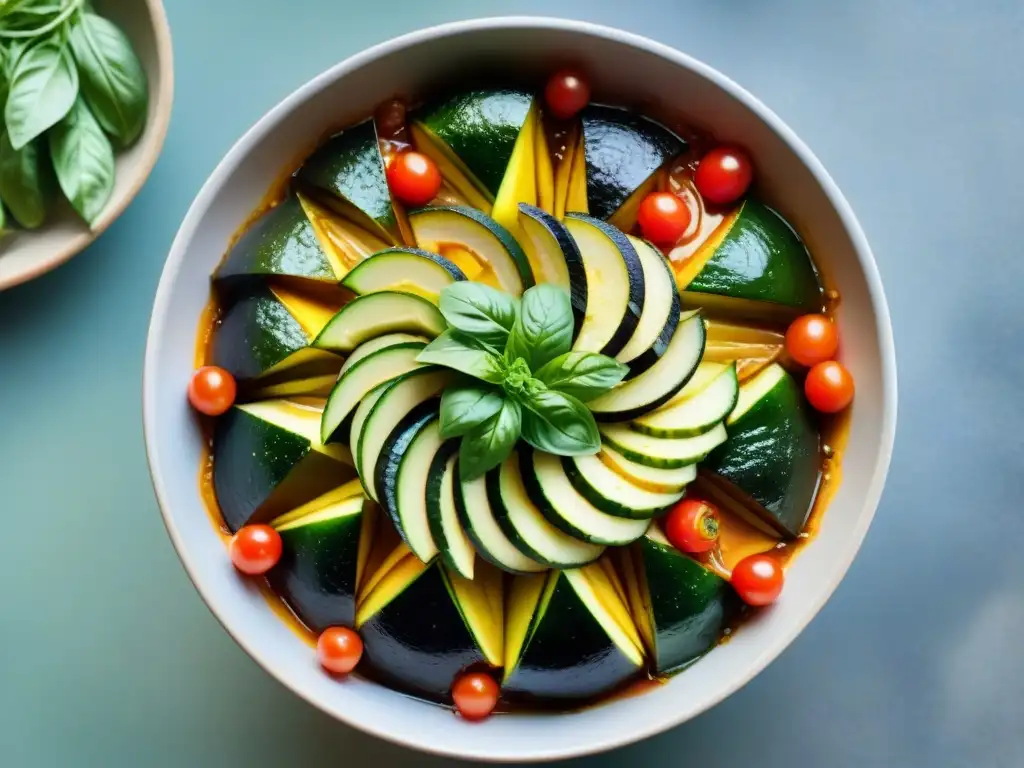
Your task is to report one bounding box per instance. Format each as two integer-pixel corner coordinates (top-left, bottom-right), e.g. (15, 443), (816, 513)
(312, 292), (446, 353)
(340, 248), (466, 302)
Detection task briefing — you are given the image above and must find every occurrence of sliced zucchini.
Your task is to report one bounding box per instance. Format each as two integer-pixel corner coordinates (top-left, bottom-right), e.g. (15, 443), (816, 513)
(656, 361), (728, 411)
(340, 248), (465, 303)
(703, 364), (820, 537)
(214, 399), (355, 532)
(518, 203), (587, 336)
(519, 447), (650, 545)
(297, 119), (399, 243)
(632, 363), (740, 438)
(617, 237), (681, 378)
(588, 310), (705, 422)
(600, 422), (728, 469)
(454, 469), (547, 574)
(564, 213), (644, 357)
(598, 445), (697, 493)
(491, 100), (541, 246)
(487, 452), (605, 568)
(409, 206), (533, 296)
(375, 409), (442, 563)
(623, 528), (738, 675)
(338, 333), (429, 377)
(312, 291), (445, 353)
(564, 452), (685, 519)
(357, 557), (501, 701)
(503, 567), (644, 702)
(298, 192), (390, 278)
(320, 342), (427, 443)
(214, 195), (339, 287)
(414, 89), (533, 198)
(212, 282), (342, 385)
(426, 441), (475, 579)
(267, 489), (369, 632)
(355, 369), (452, 500)
(581, 105), (685, 221)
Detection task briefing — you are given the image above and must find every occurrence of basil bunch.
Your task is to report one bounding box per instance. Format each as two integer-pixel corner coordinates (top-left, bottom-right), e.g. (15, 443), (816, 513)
(0, 0), (148, 232)
(419, 282), (629, 480)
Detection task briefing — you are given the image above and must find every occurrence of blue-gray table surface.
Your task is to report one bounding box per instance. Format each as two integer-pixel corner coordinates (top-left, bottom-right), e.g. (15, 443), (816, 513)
(2, 1), (1021, 766)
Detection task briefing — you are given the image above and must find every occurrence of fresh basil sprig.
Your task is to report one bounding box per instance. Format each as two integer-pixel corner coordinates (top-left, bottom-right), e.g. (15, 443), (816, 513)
(422, 282), (627, 480)
(0, 2), (148, 233)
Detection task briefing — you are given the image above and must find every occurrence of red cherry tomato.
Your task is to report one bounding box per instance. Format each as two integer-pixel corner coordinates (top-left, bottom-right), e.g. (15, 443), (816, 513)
(637, 192), (692, 245)
(452, 671), (500, 721)
(804, 360), (855, 413)
(317, 627), (363, 675)
(694, 146), (754, 205)
(188, 366), (236, 416)
(386, 151), (441, 206)
(228, 525), (282, 575)
(731, 554), (784, 606)
(664, 498), (720, 554)
(786, 314), (839, 367)
(544, 70), (591, 120)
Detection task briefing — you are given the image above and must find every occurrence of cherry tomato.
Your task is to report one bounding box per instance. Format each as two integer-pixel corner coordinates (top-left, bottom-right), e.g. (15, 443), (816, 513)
(317, 627), (363, 675)
(637, 192), (692, 245)
(386, 151), (441, 206)
(804, 360), (855, 413)
(694, 146), (754, 205)
(228, 524), (282, 575)
(544, 70), (591, 120)
(786, 314), (839, 367)
(664, 498), (720, 554)
(731, 553), (784, 606)
(188, 366), (236, 416)
(452, 671), (500, 721)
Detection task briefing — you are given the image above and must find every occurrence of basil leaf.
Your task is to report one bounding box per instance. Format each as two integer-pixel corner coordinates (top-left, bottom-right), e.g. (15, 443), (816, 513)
(0, 129), (47, 228)
(520, 389), (600, 456)
(458, 398), (521, 481)
(0, 201), (7, 234)
(69, 12), (148, 148)
(416, 329), (505, 384)
(534, 351), (629, 402)
(505, 284), (573, 371)
(48, 97), (115, 226)
(439, 384), (505, 438)
(438, 282), (519, 348)
(5, 35), (78, 150)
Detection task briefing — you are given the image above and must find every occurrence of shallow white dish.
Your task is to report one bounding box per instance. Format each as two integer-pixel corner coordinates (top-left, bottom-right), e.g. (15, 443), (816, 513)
(0, 0), (174, 291)
(143, 17), (897, 762)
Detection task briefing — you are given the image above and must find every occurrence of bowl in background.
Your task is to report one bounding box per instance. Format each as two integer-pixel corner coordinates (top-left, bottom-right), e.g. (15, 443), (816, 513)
(0, 0), (174, 291)
(143, 18), (897, 762)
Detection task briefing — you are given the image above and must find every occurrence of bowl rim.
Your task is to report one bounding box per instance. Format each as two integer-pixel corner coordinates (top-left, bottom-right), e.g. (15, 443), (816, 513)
(0, 0), (175, 291)
(143, 16), (897, 761)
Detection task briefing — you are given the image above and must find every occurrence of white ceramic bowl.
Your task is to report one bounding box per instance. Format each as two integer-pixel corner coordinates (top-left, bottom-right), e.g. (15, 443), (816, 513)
(144, 18), (897, 762)
(0, 0), (174, 290)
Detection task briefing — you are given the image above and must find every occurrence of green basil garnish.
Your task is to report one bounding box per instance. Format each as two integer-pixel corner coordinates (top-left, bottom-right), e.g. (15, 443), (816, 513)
(534, 351), (629, 402)
(520, 388), (601, 455)
(416, 329), (505, 384)
(48, 96), (115, 225)
(504, 284), (573, 371)
(439, 384), (505, 439)
(459, 398), (521, 480)
(438, 281), (519, 349)
(0, 128), (48, 228)
(427, 282), (624, 463)
(4, 35), (78, 150)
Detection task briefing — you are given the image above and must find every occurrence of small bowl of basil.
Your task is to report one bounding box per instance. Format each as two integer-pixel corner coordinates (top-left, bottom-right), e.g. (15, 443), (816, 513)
(0, 0), (173, 290)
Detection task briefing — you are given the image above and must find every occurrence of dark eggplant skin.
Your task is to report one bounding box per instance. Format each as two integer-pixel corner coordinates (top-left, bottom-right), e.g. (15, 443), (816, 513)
(269, 500), (367, 633)
(623, 240), (682, 380)
(359, 562), (489, 701)
(581, 105), (685, 221)
(213, 407), (349, 533)
(504, 571), (641, 703)
(637, 536), (741, 675)
(214, 194), (335, 289)
(517, 204), (587, 342)
(565, 213), (645, 358)
(374, 402), (440, 547)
